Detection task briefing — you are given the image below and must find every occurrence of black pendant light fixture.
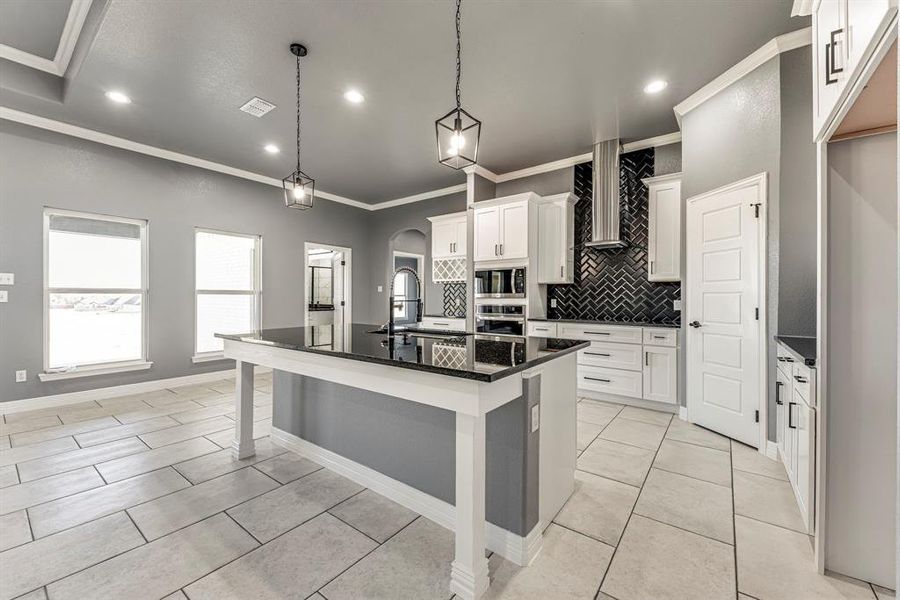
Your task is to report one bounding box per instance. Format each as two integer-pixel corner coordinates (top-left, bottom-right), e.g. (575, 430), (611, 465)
(435, 0), (481, 170)
(283, 42), (315, 209)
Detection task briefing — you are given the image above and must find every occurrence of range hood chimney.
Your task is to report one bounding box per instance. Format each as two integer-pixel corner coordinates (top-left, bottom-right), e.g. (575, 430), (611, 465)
(585, 139), (627, 248)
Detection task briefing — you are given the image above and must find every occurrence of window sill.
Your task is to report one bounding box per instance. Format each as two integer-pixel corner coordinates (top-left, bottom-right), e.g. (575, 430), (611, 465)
(39, 361), (153, 382)
(191, 353), (232, 364)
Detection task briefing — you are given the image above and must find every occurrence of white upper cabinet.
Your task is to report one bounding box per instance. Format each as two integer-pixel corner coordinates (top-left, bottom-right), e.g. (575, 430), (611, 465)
(429, 212), (466, 259)
(536, 193), (577, 284)
(643, 173), (681, 282)
(812, 0), (897, 141)
(473, 198), (530, 261)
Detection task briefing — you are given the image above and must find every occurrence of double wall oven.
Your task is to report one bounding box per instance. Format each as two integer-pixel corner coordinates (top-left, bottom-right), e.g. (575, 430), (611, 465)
(475, 304), (525, 337)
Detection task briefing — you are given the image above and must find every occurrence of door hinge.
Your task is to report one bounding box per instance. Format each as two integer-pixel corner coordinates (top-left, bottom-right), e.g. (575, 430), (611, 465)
(751, 203), (761, 218)
(755, 307), (759, 320)
(340, 300), (345, 306)
(341, 260), (346, 266)
(755, 410), (759, 423)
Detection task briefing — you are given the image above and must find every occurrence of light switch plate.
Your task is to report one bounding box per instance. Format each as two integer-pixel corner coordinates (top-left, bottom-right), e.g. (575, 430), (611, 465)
(0, 273), (13, 285)
(530, 404), (540, 433)
(0, 291), (7, 303)
(673, 299), (682, 311)
(550, 299), (557, 308)
(377, 285), (383, 293)
(15, 370), (26, 383)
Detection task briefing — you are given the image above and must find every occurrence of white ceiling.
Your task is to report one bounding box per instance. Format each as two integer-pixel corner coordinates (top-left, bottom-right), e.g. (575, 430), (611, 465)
(0, 0), (806, 204)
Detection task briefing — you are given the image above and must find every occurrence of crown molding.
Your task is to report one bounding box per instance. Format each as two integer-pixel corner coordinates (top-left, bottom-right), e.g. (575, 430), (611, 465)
(674, 27), (812, 126)
(462, 164), (499, 183)
(791, 0), (814, 17)
(0, 0), (92, 77)
(368, 183), (468, 211)
(0, 107), (370, 209)
(621, 131), (682, 153)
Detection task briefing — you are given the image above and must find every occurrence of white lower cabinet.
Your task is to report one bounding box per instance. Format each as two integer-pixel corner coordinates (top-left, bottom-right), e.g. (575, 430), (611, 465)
(775, 341), (817, 534)
(530, 322), (679, 406)
(642, 346), (677, 405)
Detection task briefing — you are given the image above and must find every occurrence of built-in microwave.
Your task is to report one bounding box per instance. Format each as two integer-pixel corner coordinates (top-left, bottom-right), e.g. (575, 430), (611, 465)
(475, 304), (526, 337)
(474, 267), (526, 299)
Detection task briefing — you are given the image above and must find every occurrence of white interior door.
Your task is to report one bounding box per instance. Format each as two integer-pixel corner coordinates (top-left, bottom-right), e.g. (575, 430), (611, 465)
(686, 174), (765, 447)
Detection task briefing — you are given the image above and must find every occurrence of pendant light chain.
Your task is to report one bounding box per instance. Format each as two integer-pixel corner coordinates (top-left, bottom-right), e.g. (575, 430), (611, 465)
(295, 53), (302, 172)
(455, 0), (461, 109)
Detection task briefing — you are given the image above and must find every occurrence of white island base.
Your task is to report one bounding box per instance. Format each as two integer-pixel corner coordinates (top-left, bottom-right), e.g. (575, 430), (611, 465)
(223, 338), (577, 600)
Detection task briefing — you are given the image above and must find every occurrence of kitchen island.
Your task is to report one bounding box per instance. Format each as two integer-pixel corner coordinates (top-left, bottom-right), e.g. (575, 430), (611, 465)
(218, 324), (587, 600)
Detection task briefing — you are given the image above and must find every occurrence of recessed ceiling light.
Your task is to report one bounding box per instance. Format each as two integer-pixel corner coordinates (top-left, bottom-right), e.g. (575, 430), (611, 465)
(343, 89), (365, 104)
(105, 90), (132, 104)
(264, 144), (280, 154)
(643, 80), (668, 95)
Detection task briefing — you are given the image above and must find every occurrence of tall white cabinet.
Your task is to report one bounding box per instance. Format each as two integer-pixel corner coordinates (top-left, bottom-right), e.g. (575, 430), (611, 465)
(642, 173), (681, 282)
(473, 199), (529, 261)
(536, 193), (577, 284)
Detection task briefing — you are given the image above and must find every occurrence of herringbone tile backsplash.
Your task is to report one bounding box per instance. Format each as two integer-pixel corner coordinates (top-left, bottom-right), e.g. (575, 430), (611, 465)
(547, 150), (681, 324)
(441, 282), (466, 317)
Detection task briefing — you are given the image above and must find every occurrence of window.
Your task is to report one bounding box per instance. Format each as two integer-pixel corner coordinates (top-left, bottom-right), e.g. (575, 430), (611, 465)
(194, 229), (261, 358)
(392, 271), (409, 319)
(44, 209), (148, 375)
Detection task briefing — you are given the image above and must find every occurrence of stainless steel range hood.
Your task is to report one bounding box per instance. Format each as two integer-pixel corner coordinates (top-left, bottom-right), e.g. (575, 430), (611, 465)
(585, 139), (627, 248)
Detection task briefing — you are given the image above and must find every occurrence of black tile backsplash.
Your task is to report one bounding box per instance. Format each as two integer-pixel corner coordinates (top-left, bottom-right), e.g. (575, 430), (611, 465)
(442, 282), (466, 317)
(547, 150), (681, 324)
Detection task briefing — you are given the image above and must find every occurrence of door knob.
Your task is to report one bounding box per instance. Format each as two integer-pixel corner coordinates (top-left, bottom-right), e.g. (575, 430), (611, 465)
(689, 321), (701, 328)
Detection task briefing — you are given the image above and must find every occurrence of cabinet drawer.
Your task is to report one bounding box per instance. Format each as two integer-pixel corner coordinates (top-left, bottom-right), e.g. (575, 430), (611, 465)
(527, 321), (558, 338)
(643, 328), (677, 347)
(792, 363), (813, 405)
(578, 341), (643, 372)
(578, 365), (642, 399)
(558, 323), (642, 344)
(776, 345), (796, 377)
(420, 317), (465, 331)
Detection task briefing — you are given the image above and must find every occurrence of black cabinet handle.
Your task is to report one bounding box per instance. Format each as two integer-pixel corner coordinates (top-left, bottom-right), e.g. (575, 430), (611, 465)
(788, 402), (797, 429)
(585, 352), (611, 357)
(584, 376), (611, 383)
(794, 375), (808, 384)
(825, 28), (843, 85)
(585, 331), (611, 336)
(775, 381), (783, 405)
(645, 351), (650, 366)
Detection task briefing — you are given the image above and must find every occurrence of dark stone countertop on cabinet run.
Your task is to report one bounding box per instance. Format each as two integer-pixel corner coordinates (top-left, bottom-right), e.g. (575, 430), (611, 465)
(216, 324), (588, 383)
(528, 318), (680, 329)
(775, 335), (817, 366)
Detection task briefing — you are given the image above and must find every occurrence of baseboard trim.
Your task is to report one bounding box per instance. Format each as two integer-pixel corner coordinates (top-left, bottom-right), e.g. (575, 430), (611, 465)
(765, 440), (779, 460)
(1, 366), (272, 415)
(270, 426), (542, 566)
(579, 389), (679, 414)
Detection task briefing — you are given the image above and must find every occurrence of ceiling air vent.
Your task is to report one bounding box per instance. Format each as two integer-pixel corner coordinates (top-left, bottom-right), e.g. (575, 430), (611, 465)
(239, 97), (276, 117)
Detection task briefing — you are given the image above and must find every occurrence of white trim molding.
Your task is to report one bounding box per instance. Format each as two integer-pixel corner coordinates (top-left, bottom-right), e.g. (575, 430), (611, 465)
(38, 360), (153, 383)
(0, 107), (371, 210)
(270, 426), (543, 566)
(621, 132), (682, 153)
(369, 183), (468, 211)
(674, 27), (812, 125)
(0, 0), (93, 76)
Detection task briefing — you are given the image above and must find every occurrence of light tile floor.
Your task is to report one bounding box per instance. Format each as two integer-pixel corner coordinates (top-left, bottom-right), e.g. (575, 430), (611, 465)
(0, 377), (893, 600)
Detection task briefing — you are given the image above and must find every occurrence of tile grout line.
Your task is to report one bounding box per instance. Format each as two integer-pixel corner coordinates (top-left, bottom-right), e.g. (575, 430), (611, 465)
(730, 440), (740, 599)
(593, 414), (675, 597)
(731, 512), (814, 538)
(631, 509), (734, 547)
(649, 464), (733, 489)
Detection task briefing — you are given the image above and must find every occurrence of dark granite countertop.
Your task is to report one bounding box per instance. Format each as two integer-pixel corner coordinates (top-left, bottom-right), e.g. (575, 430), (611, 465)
(775, 335), (817, 366)
(529, 318), (680, 329)
(217, 324), (588, 383)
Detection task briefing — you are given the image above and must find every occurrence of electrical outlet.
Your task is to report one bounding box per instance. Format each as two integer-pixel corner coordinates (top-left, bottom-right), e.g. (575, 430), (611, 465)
(15, 370), (26, 383)
(377, 285), (383, 293)
(0, 273), (13, 285)
(0, 291), (7, 303)
(530, 404), (540, 433)
(673, 299), (682, 311)
(550, 298), (557, 308)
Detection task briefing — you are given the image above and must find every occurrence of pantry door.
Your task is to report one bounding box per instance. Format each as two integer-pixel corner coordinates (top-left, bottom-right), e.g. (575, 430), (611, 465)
(686, 173), (766, 448)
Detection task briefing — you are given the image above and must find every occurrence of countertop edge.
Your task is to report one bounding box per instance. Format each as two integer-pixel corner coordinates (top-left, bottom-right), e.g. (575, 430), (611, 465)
(775, 335), (817, 367)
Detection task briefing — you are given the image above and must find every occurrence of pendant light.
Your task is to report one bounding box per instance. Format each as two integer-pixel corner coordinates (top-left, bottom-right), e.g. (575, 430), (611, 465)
(283, 43), (315, 209)
(435, 0), (481, 170)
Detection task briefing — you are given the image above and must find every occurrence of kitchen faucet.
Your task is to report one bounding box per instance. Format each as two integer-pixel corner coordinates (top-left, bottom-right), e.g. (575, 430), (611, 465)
(387, 266), (422, 336)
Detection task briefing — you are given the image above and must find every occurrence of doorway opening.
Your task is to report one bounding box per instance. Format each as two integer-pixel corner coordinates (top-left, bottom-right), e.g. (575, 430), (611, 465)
(304, 243), (351, 344)
(392, 251), (424, 326)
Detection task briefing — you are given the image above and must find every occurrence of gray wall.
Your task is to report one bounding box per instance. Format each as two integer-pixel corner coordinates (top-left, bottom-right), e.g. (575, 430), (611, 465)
(777, 47), (817, 337)
(367, 193), (467, 323)
(825, 132), (896, 587)
(681, 56), (782, 441)
(272, 371), (540, 536)
(494, 167), (574, 198)
(653, 142), (682, 176)
(0, 121), (374, 402)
